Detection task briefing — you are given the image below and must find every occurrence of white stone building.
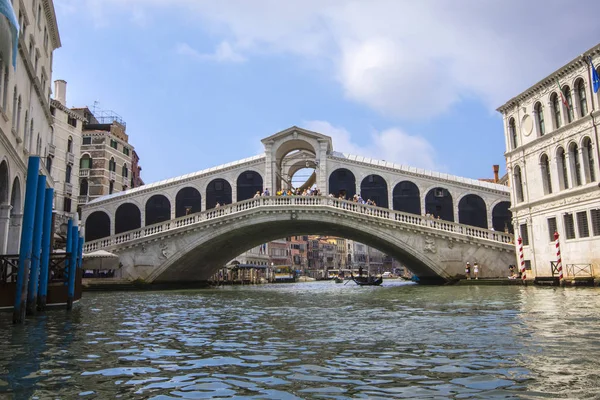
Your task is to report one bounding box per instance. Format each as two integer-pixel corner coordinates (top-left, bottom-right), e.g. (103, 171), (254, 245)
(497, 43), (600, 279)
(0, 0), (61, 254)
(49, 80), (85, 233)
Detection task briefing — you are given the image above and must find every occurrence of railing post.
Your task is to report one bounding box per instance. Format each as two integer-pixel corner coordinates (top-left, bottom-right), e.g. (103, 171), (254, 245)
(38, 187), (54, 311)
(26, 174), (47, 316)
(67, 225), (78, 310)
(13, 156), (40, 324)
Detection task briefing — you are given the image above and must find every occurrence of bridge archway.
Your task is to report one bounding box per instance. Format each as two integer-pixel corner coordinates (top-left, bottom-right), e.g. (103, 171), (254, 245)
(360, 174), (388, 207)
(236, 171), (263, 201)
(329, 168), (356, 200)
(115, 203), (141, 234)
(85, 211), (110, 241)
(392, 181), (420, 215)
(176, 187), (202, 217)
(425, 187), (454, 221)
(458, 194), (487, 228)
(206, 179), (232, 209)
(145, 195), (171, 226)
(492, 201), (513, 234)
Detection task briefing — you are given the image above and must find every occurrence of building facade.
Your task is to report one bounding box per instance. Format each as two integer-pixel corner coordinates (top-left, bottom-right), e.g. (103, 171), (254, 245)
(0, 0), (61, 254)
(497, 43), (600, 279)
(49, 80), (85, 234)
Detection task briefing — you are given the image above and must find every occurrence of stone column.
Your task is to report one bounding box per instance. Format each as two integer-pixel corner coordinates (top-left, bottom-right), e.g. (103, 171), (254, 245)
(564, 152), (573, 189)
(0, 204), (12, 254)
(110, 215), (115, 236)
(387, 184), (393, 210)
(7, 213), (23, 254)
(570, 88), (579, 120)
(231, 181), (237, 204)
(355, 179), (361, 198)
(318, 140), (328, 193)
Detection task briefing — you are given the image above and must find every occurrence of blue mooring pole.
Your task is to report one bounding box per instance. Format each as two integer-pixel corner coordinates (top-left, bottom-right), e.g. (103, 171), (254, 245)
(65, 218), (73, 281)
(13, 156), (40, 324)
(67, 225), (78, 310)
(26, 174), (47, 315)
(37, 187), (54, 311)
(77, 235), (84, 269)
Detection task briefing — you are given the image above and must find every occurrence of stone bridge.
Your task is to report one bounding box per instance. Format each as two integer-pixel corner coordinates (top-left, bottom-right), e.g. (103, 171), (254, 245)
(83, 196), (515, 284)
(80, 126), (515, 283)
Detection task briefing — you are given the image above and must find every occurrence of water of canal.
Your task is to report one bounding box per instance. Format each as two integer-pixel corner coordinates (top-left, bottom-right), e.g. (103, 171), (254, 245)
(1, 281), (599, 399)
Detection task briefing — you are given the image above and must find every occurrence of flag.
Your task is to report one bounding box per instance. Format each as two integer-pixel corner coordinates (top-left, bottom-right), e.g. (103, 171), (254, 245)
(589, 56), (600, 94)
(555, 77), (569, 108)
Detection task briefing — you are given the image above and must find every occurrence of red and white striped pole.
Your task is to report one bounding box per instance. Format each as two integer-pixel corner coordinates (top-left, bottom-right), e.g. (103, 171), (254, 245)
(518, 236), (526, 280)
(554, 231), (563, 281)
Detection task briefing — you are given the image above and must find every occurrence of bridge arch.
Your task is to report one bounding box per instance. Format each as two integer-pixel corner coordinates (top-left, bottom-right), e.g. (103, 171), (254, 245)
(115, 203), (142, 234)
(392, 181), (420, 215)
(360, 174), (388, 207)
(145, 194), (171, 226)
(329, 168), (356, 199)
(458, 194), (487, 228)
(236, 171), (263, 201)
(492, 201), (513, 234)
(85, 211), (111, 241)
(206, 178), (232, 209)
(176, 187), (202, 217)
(425, 187), (454, 221)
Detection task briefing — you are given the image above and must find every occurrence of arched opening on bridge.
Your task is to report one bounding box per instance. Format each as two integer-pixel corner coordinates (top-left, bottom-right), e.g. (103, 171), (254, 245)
(236, 171), (263, 201)
(275, 140), (318, 193)
(176, 187), (202, 217)
(392, 181), (420, 215)
(360, 174), (388, 208)
(492, 201), (513, 234)
(115, 203), (141, 234)
(206, 179), (232, 209)
(458, 194), (487, 228)
(0, 160), (8, 205)
(85, 211), (110, 241)
(329, 168), (356, 200)
(145, 195), (171, 226)
(425, 187), (454, 221)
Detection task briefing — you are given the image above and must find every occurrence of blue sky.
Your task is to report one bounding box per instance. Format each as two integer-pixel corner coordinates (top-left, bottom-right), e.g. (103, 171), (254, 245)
(52, 0), (600, 184)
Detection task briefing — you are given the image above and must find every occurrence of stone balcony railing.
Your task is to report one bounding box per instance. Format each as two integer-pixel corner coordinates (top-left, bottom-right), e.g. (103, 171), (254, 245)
(83, 196), (514, 253)
(64, 182), (73, 195)
(67, 151), (74, 165)
(80, 169), (90, 178)
(48, 143), (56, 157)
(109, 171), (116, 181)
(78, 195), (89, 204)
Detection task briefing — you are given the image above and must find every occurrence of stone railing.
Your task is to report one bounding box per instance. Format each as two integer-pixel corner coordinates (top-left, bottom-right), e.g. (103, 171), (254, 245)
(80, 169), (90, 178)
(83, 196), (514, 252)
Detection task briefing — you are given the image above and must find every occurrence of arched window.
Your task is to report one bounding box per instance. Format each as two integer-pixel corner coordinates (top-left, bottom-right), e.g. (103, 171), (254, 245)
(80, 154), (92, 169)
(65, 165), (72, 183)
(23, 111), (29, 149)
(540, 153), (552, 195)
(2, 67), (7, 110)
(508, 118), (517, 149)
(67, 136), (73, 153)
(11, 87), (17, 129)
(36, 134), (41, 155)
(28, 119), (34, 153)
(109, 158), (116, 172)
(563, 86), (573, 123)
(45, 155), (52, 173)
(582, 137), (596, 183)
(557, 147), (569, 190)
(569, 143), (582, 187)
(513, 165), (524, 203)
(551, 93), (561, 129)
(122, 164), (128, 178)
(16, 95), (22, 134)
(535, 102), (545, 136)
(576, 79), (588, 117)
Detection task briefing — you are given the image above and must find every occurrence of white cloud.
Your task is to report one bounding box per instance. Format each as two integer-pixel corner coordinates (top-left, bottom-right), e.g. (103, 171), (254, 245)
(75, 0), (600, 118)
(303, 120), (439, 171)
(175, 41), (245, 63)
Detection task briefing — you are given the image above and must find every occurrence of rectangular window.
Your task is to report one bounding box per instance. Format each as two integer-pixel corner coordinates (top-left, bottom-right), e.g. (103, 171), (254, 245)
(547, 217), (557, 242)
(67, 116), (77, 127)
(123, 147), (130, 156)
(524, 260), (532, 270)
(591, 209), (600, 236)
(110, 139), (118, 149)
(577, 211), (590, 238)
(63, 197), (71, 212)
(520, 224), (529, 246)
(82, 136), (91, 145)
(564, 213), (576, 239)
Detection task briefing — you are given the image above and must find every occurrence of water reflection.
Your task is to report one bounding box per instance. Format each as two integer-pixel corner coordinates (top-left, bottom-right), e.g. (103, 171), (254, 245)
(0, 282), (599, 398)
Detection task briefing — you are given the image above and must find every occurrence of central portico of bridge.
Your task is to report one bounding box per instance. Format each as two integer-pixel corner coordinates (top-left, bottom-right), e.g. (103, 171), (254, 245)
(81, 126), (515, 283)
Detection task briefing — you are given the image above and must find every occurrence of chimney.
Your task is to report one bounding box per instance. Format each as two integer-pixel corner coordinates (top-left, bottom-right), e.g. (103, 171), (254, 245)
(54, 80), (67, 106)
(493, 165), (499, 183)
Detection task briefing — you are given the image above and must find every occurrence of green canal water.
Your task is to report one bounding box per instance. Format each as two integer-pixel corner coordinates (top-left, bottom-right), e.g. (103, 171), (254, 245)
(1, 281), (599, 399)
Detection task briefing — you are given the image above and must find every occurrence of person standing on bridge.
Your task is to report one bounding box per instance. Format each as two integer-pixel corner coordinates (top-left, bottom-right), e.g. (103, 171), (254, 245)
(465, 262), (471, 280)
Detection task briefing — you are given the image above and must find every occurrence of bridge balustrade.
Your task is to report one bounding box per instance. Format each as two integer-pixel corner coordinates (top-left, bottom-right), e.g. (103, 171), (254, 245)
(83, 196), (513, 252)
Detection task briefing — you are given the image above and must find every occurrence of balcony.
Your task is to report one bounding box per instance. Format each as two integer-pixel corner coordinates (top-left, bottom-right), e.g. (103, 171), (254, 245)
(109, 171), (116, 181)
(67, 152), (74, 165)
(80, 168), (90, 178)
(64, 182), (73, 195)
(78, 195), (89, 204)
(48, 143), (56, 157)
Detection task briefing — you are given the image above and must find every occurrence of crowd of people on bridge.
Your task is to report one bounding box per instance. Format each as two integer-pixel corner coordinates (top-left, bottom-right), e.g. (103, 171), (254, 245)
(250, 187), (382, 207)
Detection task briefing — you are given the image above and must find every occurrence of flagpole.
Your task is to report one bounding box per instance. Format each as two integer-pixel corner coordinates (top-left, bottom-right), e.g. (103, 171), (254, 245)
(586, 55), (600, 180)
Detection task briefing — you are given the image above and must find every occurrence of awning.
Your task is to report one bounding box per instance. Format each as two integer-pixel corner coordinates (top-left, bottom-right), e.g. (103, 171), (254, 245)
(82, 250), (120, 270)
(0, 0), (19, 69)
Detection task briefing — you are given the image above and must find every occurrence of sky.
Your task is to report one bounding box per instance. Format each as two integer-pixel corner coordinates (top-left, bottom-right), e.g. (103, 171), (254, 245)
(51, 0), (600, 185)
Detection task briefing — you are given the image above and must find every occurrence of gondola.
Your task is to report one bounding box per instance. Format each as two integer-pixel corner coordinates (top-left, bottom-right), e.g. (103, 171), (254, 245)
(333, 277), (344, 283)
(350, 274), (383, 286)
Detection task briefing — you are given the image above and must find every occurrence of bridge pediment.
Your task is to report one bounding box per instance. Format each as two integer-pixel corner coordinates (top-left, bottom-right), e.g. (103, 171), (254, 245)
(261, 126), (333, 153)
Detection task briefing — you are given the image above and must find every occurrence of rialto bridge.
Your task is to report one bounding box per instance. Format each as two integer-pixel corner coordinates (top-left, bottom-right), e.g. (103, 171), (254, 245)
(80, 126), (515, 284)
